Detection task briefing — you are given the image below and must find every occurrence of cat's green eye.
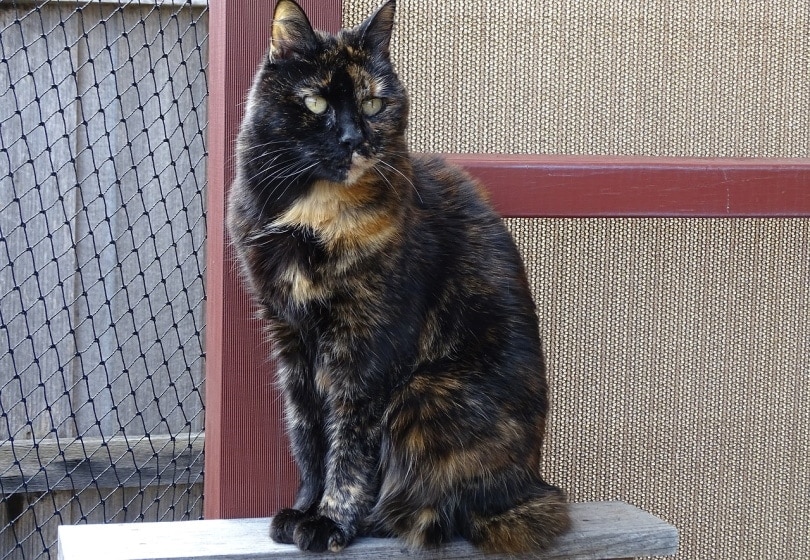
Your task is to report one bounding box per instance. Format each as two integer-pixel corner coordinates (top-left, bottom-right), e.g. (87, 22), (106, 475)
(304, 95), (328, 115)
(361, 97), (384, 117)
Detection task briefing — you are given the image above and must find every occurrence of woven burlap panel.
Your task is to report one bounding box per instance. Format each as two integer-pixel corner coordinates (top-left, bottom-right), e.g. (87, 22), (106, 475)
(344, 1), (810, 558)
(509, 218), (810, 559)
(346, 0), (808, 157)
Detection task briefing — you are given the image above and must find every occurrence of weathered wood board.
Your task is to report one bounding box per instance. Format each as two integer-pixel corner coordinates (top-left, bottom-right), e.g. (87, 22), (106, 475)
(57, 501), (678, 560)
(0, 431), (204, 493)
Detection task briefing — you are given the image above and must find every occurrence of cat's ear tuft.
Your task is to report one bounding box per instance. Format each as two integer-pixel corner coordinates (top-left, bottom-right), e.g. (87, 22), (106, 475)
(270, 0), (318, 61)
(358, 0), (396, 56)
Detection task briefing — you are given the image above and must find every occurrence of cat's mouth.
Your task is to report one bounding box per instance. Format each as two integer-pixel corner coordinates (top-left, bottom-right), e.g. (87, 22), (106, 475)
(335, 152), (375, 185)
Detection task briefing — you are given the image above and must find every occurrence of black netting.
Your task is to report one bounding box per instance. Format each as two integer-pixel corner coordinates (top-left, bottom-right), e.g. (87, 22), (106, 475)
(0, 1), (208, 558)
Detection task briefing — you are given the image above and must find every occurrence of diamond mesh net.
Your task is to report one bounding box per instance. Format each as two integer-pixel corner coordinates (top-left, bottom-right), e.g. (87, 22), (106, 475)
(0, 2), (208, 558)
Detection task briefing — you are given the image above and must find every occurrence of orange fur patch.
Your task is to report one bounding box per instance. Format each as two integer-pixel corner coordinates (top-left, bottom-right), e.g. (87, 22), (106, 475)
(272, 178), (399, 252)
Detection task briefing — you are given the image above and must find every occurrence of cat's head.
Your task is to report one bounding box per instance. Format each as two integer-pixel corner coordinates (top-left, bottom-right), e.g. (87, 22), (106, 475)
(240, 0), (408, 188)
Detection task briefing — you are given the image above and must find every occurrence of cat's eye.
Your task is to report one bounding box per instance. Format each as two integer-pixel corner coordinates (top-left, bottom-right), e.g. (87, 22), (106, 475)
(361, 97), (384, 117)
(304, 95), (328, 115)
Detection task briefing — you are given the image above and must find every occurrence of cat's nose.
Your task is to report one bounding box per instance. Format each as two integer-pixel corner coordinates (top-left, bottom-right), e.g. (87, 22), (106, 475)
(338, 122), (364, 153)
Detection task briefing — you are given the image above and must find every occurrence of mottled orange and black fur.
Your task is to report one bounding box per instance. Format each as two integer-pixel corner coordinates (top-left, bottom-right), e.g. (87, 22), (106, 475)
(227, 0), (570, 554)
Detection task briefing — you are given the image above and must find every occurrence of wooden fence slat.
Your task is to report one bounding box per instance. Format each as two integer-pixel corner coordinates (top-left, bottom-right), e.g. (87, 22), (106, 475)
(0, 431), (204, 494)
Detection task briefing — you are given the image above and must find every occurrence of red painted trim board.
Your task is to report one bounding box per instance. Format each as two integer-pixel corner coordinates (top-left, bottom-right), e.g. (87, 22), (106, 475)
(448, 154), (810, 218)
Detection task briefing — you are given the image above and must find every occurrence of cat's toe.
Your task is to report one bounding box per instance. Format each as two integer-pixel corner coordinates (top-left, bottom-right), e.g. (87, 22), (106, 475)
(270, 508), (307, 544)
(293, 515), (348, 553)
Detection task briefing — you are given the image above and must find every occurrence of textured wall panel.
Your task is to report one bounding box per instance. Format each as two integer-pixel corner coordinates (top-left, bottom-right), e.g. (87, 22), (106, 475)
(345, 0), (809, 157)
(508, 218), (810, 559)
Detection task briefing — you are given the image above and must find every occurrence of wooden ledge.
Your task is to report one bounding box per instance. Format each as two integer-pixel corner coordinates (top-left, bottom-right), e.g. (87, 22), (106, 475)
(58, 501), (678, 560)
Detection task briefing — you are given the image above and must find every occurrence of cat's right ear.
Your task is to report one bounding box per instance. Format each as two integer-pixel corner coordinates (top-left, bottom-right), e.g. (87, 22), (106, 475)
(270, 0), (318, 61)
(357, 0), (396, 56)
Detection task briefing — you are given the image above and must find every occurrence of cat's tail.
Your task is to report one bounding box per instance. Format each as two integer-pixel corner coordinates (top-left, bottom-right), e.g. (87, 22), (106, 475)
(460, 479), (571, 554)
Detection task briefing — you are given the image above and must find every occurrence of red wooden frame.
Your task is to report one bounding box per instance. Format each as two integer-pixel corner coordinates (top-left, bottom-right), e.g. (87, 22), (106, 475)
(450, 154), (810, 218)
(205, 0), (810, 520)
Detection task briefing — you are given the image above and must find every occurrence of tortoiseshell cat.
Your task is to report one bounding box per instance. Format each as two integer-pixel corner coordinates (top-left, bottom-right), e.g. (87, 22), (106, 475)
(227, 0), (570, 553)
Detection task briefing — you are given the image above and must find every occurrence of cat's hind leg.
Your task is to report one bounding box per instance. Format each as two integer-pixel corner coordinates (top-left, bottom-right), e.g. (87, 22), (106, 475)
(376, 366), (570, 553)
(373, 368), (489, 549)
(369, 493), (453, 550)
(455, 471), (570, 553)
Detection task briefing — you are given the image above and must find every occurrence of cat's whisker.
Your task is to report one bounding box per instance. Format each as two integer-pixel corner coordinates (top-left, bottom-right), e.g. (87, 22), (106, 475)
(231, 140), (296, 166)
(268, 162), (318, 206)
(252, 158), (305, 182)
(244, 148), (298, 169)
(253, 160), (320, 218)
(240, 138), (292, 151)
(373, 166), (398, 197)
(245, 163), (296, 197)
(232, 152), (293, 174)
(272, 161), (319, 180)
(245, 161), (302, 215)
(376, 159), (423, 204)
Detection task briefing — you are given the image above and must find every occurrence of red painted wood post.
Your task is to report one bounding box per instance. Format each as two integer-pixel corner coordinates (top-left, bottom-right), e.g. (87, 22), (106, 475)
(205, 0), (343, 520)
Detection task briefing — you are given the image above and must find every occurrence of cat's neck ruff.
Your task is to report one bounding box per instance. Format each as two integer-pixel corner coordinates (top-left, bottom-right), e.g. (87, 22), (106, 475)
(270, 175), (402, 253)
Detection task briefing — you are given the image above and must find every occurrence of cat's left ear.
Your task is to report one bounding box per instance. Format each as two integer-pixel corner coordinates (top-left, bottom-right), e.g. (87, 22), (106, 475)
(270, 0), (318, 61)
(357, 0), (396, 56)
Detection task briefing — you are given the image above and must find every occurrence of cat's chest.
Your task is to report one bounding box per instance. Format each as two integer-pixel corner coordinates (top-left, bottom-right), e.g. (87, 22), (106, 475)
(278, 243), (328, 305)
(270, 179), (400, 255)
(247, 225), (331, 306)
(243, 179), (401, 309)
(247, 223), (377, 311)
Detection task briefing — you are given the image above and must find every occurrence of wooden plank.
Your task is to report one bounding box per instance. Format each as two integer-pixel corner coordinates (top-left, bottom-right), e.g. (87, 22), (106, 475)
(0, 2), (81, 443)
(2, 0), (207, 553)
(57, 501), (677, 560)
(0, 431), (204, 494)
(0, 487), (74, 560)
(447, 154), (810, 217)
(68, 0), (207, 441)
(0, 484), (204, 560)
(1, 0), (207, 446)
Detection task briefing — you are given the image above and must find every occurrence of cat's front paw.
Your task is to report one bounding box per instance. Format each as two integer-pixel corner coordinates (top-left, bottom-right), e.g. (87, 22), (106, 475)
(270, 508), (307, 544)
(293, 515), (349, 553)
